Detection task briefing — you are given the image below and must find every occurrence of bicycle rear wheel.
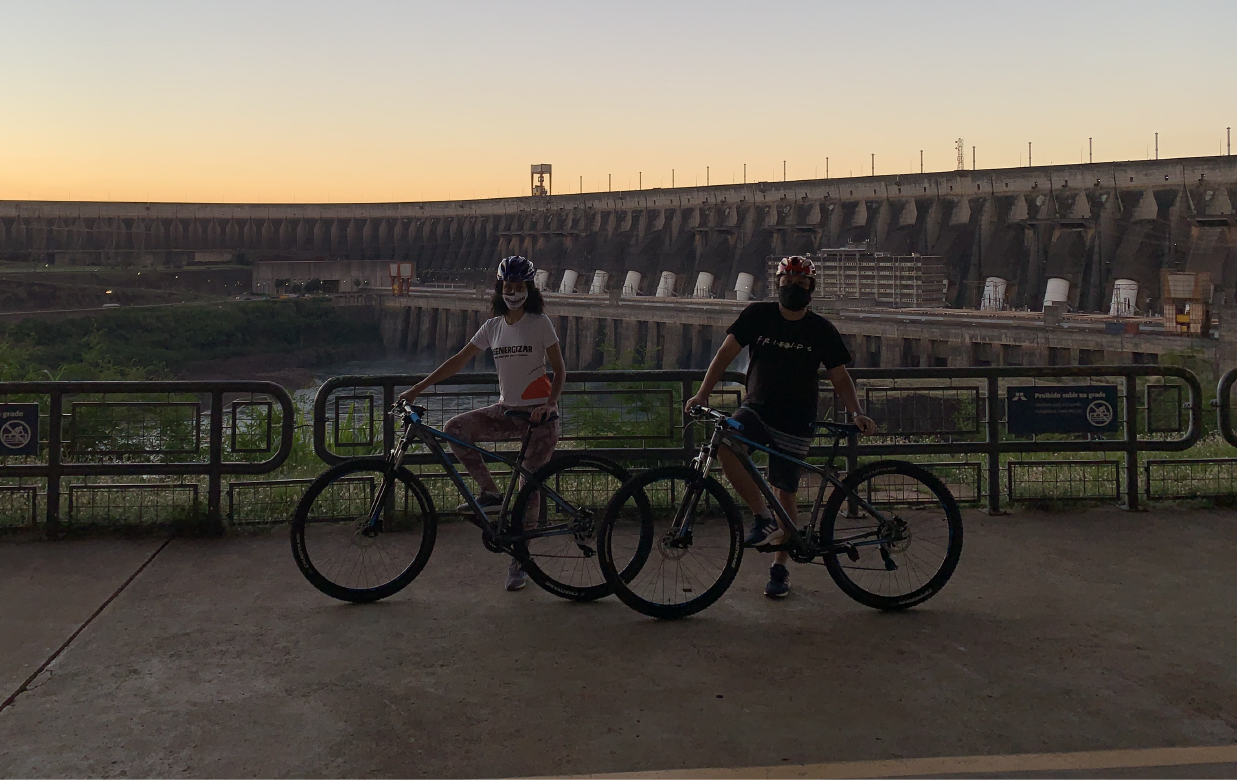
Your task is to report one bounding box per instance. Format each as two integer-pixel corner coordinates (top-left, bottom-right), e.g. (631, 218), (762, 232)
(291, 458), (437, 603)
(598, 465), (743, 620)
(820, 460), (962, 611)
(510, 454), (646, 601)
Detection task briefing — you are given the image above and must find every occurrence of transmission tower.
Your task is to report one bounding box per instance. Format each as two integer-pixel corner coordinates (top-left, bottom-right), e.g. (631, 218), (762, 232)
(956, 138), (965, 170)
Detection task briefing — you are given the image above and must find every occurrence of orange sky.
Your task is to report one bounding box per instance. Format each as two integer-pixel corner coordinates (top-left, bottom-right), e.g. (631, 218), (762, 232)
(2, 1), (1234, 203)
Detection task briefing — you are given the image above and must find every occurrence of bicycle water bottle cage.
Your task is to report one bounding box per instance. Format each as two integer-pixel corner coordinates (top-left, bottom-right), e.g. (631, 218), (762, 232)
(725, 418), (744, 431)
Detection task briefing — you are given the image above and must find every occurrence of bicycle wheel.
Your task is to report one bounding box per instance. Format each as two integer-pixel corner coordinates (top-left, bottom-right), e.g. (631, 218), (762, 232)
(510, 454), (648, 602)
(598, 465), (743, 620)
(820, 460), (962, 611)
(291, 457), (438, 603)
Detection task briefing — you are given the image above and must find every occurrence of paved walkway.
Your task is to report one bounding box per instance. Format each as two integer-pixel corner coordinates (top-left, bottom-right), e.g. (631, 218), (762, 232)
(2, 507), (1236, 778)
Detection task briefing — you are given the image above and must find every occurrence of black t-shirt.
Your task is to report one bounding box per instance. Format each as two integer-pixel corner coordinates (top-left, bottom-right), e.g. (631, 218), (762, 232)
(726, 302), (853, 434)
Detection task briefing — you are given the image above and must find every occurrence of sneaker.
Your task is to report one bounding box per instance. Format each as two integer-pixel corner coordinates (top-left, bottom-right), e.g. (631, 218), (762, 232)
(458, 490), (502, 514)
(765, 563), (790, 598)
(505, 559), (527, 591)
(745, 515), (784, 547)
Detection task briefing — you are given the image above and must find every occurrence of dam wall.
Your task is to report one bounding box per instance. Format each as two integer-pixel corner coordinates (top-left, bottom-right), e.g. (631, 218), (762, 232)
(2, 155), (1235, 314)
(363, 290), (1222, 375)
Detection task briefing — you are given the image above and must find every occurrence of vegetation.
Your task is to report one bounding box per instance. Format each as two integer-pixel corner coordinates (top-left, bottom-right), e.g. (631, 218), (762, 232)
(0, 299), (380, 381)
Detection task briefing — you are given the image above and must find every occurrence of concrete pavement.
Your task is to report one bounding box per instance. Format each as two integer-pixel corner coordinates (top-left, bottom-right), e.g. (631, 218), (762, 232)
(2, 507), (1236, 778)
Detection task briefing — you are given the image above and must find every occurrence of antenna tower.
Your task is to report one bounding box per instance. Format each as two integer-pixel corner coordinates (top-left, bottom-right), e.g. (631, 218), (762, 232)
(955, 138), (965, 170)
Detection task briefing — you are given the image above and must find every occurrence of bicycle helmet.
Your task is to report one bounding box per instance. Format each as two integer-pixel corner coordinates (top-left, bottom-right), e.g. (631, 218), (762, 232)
(775, 255), (816, 278)
(497, 256), (536, 282)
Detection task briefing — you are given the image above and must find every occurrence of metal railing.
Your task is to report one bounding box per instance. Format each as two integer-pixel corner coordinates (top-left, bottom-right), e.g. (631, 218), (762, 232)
(314, 365), (1204, 514)
(312, 370), (746, 466)
(1217, 368), (1237, 448)
(0, 381), (295, 533)
(0, 366), (1221, 534)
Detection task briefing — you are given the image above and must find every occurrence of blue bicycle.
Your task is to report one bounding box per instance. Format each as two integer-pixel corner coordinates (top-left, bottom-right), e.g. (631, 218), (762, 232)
(291, 400), (649, 602)
(597, 405), (963, 619)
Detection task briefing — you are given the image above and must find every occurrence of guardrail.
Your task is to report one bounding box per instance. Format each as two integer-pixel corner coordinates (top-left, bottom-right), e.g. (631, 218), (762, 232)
(314, 365), (1204, 514)
(1217, 368), (1237, 448)
(0, 367), (1216, 535)
(0, 381), (295, 534)
(312, 370), (747, 466)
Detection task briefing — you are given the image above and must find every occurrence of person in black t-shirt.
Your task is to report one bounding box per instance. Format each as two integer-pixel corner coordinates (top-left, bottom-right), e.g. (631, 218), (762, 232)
(685, 255), (876, 598)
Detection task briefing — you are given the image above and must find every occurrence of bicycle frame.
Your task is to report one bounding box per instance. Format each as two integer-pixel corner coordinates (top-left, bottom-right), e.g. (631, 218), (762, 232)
(376, 406), (585, 546)
(688, 416), (897, 558)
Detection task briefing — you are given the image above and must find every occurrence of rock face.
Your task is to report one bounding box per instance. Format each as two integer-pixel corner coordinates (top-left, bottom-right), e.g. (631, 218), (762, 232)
(2, 156), (1234, 314)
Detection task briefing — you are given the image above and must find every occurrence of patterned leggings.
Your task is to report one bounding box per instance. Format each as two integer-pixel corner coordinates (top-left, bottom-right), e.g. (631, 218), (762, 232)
(443, 403), (560, 496)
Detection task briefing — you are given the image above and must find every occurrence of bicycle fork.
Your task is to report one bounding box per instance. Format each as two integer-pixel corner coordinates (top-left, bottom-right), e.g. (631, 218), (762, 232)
(666, 436), (722, 546)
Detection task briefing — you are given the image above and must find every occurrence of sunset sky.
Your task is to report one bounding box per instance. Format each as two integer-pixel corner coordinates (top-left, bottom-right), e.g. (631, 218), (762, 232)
(2, 0), (1234, 204)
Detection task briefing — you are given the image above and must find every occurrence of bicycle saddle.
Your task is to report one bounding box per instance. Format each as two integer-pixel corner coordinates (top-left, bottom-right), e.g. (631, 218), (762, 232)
(504, 408), (560, 426)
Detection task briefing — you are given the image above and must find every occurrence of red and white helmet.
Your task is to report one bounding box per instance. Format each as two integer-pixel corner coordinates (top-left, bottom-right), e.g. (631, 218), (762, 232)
(776, 255), (816, 278)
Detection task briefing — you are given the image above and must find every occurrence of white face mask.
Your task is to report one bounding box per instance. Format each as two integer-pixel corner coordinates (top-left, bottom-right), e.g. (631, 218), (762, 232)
(503, 291), (528, 310)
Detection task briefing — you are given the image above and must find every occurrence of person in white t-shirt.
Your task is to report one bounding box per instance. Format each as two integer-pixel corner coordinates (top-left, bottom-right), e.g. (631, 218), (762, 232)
(397, 256), (564, 591)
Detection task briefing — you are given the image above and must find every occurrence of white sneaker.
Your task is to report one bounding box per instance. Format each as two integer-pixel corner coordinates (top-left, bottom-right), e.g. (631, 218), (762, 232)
(505, 560), (527, 591)
(458, 490), (502, 514)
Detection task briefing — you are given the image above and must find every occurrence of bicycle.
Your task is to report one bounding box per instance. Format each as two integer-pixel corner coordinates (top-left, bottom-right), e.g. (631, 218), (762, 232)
(291, 399), (649, 603)
(596, 405), (964, 620)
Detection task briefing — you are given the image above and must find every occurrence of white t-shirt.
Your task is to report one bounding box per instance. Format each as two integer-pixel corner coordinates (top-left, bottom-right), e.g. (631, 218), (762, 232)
(470, 313), (559, 407)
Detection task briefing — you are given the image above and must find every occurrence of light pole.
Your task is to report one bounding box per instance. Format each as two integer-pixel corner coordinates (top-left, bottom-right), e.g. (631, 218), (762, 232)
(920, 150), (923, 173)
(1089, 137), (1092, 164)
(1155, 132), (1158, 160)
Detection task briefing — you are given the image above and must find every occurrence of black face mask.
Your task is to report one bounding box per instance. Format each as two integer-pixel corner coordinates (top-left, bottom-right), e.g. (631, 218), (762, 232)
(779, 283), (811, 311)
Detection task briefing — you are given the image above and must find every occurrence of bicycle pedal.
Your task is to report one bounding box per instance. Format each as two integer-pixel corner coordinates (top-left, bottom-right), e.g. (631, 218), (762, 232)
(751, 542), (790, 553)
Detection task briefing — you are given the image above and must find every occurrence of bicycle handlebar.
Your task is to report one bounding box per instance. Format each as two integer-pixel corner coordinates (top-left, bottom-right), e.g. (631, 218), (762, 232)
(689, 405), (864, 438)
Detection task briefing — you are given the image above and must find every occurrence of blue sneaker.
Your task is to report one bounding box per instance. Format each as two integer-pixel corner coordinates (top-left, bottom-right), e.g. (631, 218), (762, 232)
(745, 515), (784, 547)
(765, 563), (790, 598)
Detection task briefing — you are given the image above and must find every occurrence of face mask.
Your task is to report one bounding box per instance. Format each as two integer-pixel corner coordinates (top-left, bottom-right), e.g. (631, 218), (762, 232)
(503, 291), (528, 310)
(779, 283), (811, 311)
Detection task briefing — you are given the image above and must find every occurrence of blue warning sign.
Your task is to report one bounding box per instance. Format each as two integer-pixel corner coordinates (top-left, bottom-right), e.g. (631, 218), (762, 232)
(0, 404), (40, 456)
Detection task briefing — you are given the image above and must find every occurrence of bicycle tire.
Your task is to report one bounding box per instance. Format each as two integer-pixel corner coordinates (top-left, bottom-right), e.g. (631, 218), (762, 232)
(597, 465), (743, 620)
(291, 457), (438, 603)
(820, 460), (962, 611)
(510, 454), (648, 601)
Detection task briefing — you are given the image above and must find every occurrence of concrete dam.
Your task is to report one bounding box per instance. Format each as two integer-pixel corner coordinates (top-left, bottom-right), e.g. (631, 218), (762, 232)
(3, 155), (1235, 310)
(3, 156), (1236, 371)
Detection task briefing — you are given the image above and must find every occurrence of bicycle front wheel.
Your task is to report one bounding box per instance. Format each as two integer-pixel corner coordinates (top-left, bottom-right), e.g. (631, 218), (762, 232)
(820, 460), (962, 611)
(598, 465), (743, 620)
(291, 458), (437, 603)
(510, 454), (645, 602)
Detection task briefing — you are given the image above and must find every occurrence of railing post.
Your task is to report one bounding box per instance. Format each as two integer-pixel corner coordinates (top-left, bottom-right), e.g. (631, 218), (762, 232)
(45, 390), (63, 536)
(682, 378), (694, 460)
(383, 382), (396, 462)
(207, 388), (224, 534)
(985, 374), (1004, 515)
(1121, 372), (1140, 511)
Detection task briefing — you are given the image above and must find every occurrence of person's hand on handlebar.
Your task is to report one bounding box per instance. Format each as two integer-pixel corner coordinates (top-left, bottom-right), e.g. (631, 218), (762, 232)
(684, 393), (709, 414)
(853, 414), (877, 436)
(397, 387), (422, 406)
(530, 400), (558, 424)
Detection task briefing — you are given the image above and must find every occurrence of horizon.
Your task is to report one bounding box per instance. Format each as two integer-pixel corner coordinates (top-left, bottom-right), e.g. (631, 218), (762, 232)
(1, 152), (1232, 208)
